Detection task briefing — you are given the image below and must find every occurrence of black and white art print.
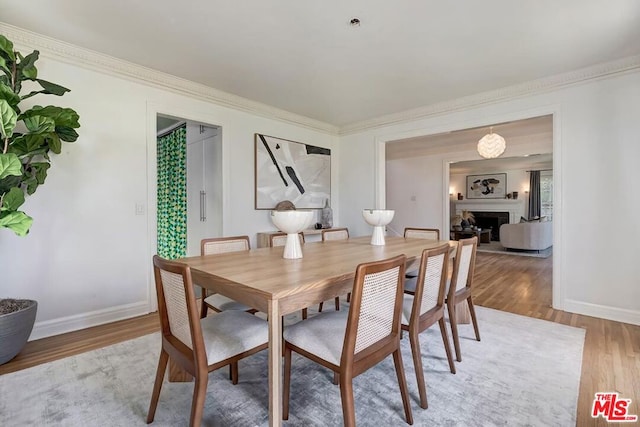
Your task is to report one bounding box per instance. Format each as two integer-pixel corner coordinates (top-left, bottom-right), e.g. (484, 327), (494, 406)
(255, 134), (331, 209)
(466, 173), (507, 199)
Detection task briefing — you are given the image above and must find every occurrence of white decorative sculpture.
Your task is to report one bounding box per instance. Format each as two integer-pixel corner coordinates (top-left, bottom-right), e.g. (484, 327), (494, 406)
(362, 209), (395, 246)
(270, 210), (314, 259)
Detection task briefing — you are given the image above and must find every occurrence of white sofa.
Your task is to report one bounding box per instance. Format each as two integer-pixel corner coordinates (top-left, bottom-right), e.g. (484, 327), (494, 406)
(499, 221), (553, 251)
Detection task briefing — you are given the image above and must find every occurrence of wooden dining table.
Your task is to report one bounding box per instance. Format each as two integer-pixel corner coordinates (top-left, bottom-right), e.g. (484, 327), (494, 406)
(177, 235), (454, 427)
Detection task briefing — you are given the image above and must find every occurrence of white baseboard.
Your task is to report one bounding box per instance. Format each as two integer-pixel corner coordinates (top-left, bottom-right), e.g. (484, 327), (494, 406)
(29, 301), (151, 341)
(564, 299), (640, 326)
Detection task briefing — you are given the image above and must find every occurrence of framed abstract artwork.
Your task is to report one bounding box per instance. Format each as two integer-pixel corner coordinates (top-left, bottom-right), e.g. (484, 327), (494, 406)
(466, 173), (507, 199)
(255, 134), (331, 209)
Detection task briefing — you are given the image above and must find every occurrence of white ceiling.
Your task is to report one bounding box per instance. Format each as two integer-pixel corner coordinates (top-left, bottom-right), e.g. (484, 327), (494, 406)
(450, 153), (553, 175)
(2, 1), (639, 127)
(386, 114), (553, 160)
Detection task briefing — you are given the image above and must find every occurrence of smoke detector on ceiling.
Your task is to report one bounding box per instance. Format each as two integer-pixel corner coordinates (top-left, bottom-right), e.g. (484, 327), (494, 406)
(350, 18), (361, 27)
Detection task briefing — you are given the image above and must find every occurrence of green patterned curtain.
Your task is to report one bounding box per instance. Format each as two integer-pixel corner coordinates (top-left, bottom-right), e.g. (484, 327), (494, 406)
(157, 125), (187, 259)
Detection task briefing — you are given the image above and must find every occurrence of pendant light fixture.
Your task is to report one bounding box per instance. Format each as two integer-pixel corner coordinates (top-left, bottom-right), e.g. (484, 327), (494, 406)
(477, 127), (506, 159)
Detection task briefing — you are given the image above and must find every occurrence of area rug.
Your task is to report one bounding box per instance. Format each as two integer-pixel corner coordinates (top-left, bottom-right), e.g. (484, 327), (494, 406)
(477, 241), (553, 259)
(0, 307), (583, 426)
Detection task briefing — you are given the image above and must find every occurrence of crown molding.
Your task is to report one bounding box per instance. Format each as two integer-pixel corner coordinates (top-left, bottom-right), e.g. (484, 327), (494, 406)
(339, 54), (640, 135)
(4, 23), (639, 138)
(0, 23), (338, 135)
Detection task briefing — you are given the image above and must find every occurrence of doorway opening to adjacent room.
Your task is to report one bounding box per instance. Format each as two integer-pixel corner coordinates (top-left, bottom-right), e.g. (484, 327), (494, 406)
(156, 115), (223, 259)
(382, 112), (558, 312)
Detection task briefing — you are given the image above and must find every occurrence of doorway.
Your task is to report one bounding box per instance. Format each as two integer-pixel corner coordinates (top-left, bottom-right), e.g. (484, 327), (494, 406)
(156, 114), (223, 258)
(380, 109), (562, 311)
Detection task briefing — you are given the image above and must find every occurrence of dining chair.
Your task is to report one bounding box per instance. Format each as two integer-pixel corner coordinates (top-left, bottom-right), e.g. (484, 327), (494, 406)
(403, 227), (441, 287)
(147, 255), (268, 427)
(320, 227), (351, 311)
(447, 236), (480, 362)
(282, 254), (413, 427)
(268, 232), (310, 319)
(404, 227), (440, 240)
(401, 243), (456, 410)
(199, 236), (259, 384)
(269, 231), (304, 248)
(199, 236), (256, 318)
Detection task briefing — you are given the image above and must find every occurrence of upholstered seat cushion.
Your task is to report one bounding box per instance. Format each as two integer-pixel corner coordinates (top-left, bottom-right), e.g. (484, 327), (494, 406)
(204, 294), (254, 312)
(283, 311), (348, 365)
(401, 295), (415, 326)
(201, 310), (268, 365)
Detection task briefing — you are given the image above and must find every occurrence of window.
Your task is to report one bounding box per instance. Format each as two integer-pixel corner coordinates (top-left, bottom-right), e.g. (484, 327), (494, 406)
(540, 172), (553, 220)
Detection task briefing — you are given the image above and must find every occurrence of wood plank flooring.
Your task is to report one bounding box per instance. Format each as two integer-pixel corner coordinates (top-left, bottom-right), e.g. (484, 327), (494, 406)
(1, 251), (638, 426)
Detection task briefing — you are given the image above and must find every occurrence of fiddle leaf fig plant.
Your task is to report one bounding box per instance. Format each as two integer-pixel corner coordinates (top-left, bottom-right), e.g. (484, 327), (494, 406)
(0, 34), (80, 236)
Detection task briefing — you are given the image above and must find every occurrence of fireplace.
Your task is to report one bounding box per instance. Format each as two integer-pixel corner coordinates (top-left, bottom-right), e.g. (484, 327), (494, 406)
(471, 211), (509, 241)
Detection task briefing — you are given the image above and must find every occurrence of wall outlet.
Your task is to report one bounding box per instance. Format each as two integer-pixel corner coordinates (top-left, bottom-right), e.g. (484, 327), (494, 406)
(135, 203), (145, 215)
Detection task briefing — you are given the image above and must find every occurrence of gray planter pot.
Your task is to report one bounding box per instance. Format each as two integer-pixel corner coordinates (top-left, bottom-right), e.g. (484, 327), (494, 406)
(0, 300), (37, 365)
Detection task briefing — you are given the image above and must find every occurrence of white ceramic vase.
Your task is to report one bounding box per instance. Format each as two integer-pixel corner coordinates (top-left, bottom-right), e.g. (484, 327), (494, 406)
(362, 209), (395, 246)
(270, 210), (314, 259)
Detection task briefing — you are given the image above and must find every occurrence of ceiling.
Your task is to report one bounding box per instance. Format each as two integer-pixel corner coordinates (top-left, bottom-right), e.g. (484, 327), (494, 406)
(386, 114), (553, 160)
(450, 153), (553, 175)
(2, 1), (639, 127)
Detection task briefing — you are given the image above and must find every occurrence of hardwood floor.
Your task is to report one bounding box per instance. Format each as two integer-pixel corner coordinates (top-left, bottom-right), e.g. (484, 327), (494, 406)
(1, 251), (638, 426)
(473, 252), (640, 427)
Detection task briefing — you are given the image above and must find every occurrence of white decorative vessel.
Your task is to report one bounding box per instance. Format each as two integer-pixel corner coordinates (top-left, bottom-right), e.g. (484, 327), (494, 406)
(362, 209), (395, 246)
(270, 210), (314, 259)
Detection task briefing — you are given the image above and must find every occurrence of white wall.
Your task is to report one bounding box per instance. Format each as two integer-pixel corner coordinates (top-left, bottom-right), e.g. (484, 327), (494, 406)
(385, 155), (446, 236)
(339, 70), (640, 326)
(450, 169), (531, 202)
(449, 169), (532, 221)
(0, 39), (336, 339)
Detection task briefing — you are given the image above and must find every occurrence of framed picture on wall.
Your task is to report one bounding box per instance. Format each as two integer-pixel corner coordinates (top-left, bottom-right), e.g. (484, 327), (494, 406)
(466, 173), (507, 199)
(255, 133), (331, 209)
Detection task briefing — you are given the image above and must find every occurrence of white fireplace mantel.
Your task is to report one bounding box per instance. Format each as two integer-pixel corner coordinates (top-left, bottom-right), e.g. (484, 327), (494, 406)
(454, 200), (525, 224)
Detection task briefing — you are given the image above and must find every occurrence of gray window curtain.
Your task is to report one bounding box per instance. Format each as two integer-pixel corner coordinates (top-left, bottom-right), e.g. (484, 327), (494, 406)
(528, 170), (541, 219)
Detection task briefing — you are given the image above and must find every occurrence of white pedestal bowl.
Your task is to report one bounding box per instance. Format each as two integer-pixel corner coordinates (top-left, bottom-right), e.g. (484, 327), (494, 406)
(362, 209), (395, 246)
(270, 210), (315, 259)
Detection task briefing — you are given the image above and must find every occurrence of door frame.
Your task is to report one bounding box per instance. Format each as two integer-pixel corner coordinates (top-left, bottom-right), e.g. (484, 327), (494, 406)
(145, 102), (227, 312)
(374, 104), (564, 310)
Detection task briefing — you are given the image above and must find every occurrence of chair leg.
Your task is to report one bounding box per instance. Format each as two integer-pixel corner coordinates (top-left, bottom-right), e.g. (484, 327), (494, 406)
(335, 296), (340, 311)
(230, 361), (239, 385)
(392, 348), (414, 425)
(318, 302), (324, 312)
(346, 292), (351, 303)
(332, 372), (339, 385)
(339, 373), (356, 427)
(189, 372), (208, 427)
(147, 349), (169, 423)
(467, 297), (481, 342)
(438, 317), (456, 374)
(199, 289), (208, 319)
(448, 301), (462, 362)
(408, 330), (428, 409)
(302, 308), (308, 320)
(283, 346), (292, 420)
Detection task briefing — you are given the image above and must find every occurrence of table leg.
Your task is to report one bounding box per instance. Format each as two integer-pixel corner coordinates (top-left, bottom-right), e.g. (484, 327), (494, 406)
(268, 299), (282, 427)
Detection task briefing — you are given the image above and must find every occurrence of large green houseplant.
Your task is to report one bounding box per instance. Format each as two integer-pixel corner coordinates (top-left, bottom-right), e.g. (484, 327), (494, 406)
(0, 34), (80, 364)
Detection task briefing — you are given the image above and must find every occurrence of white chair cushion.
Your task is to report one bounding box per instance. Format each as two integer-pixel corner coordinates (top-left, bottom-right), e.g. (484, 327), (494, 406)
(283, 310), (348, 366)
(200, 310), (268, 365)
(401, 294), (415, 326)
(204, 294), (253, 312)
